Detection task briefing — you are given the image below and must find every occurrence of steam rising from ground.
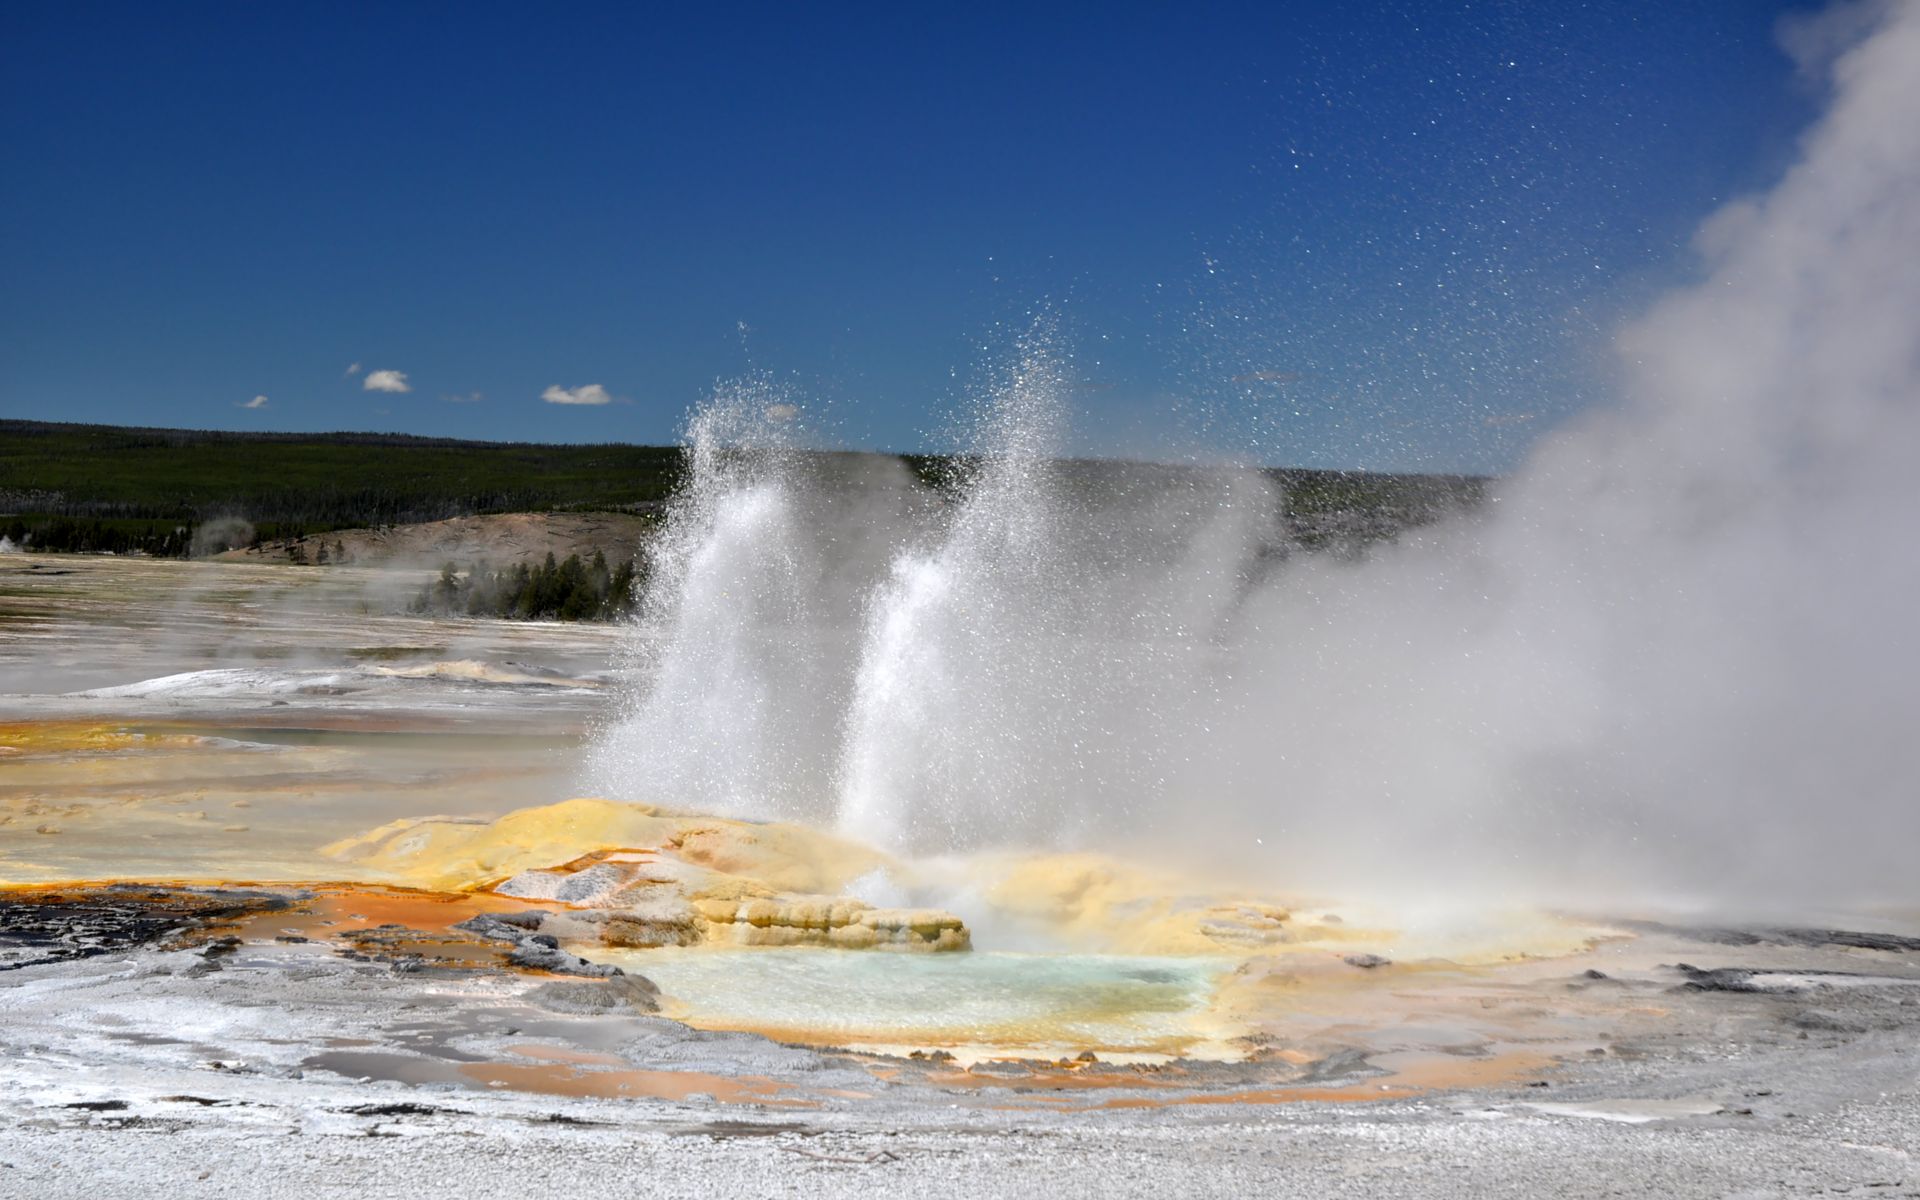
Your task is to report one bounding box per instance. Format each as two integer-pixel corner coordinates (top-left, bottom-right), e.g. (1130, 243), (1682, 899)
(588, 3), (1920, 911)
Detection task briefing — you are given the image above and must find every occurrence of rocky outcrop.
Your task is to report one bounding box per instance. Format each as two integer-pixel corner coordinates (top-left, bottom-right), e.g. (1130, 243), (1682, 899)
(694, 895), (968, 951)
(522, 974), (662, 1015)
(325, 802), (971, 954)
(452, 912), (625, 976)
(0, 885), (294, 971)
(495, 851), (970, 952)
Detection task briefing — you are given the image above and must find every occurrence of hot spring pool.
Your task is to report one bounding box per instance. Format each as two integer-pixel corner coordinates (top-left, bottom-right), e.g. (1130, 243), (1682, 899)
(594, 947), (1235, 1058)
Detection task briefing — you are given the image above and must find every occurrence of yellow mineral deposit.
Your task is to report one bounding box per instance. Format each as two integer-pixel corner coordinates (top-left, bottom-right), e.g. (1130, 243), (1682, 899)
(321, 799), (972, 951)
(321, 797), (888, 894)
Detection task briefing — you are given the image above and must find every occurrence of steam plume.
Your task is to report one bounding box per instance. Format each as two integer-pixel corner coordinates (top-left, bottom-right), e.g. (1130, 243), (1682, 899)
(589, 3), (1920, 912)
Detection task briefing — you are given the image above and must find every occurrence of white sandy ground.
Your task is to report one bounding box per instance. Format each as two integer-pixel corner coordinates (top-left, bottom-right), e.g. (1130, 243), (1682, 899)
(1, 935), (1917, 1199)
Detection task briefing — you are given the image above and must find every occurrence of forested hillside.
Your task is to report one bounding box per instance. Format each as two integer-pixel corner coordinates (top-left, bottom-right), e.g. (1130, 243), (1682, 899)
(0, 421), (683, 554)
(1, 419), (1487, 560)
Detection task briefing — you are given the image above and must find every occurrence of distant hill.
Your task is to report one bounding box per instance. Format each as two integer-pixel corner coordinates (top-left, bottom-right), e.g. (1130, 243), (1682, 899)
(0, 419), (1487, 558)
(0, 420), (681, 538)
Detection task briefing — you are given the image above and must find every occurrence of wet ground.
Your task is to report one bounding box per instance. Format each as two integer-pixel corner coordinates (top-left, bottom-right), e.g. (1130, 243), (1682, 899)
(2, 900), (1917, 1199)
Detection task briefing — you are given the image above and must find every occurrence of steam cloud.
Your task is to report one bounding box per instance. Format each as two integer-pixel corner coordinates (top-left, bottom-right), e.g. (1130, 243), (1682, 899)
(588, 3), (1920, 913)
(189, 515), (256, 558)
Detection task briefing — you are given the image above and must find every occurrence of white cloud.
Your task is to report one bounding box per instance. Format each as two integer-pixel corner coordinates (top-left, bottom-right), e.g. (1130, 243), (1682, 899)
(237, 395), (269, 409)
(363, 369), (411, 393)
(344, 362), (363, 376)
(764, 402), (799, 422)
(541, 383), (614, 406)
(444, 391), (484, 404)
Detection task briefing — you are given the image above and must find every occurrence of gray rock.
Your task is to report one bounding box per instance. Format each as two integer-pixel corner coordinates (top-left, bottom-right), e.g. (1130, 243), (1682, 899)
(522, 975), (661, 1015)
(457, 913), (623, 977)
(1298, 1047), (1378, 1083)
(505, 942), (622, 977)
(1676, 965), (1761, 992)
(451, 914), (524, 944)
(1790, 1007), (1869, 1033)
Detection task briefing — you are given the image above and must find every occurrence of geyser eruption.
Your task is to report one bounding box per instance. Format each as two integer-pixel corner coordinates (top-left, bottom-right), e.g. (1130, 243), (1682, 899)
(834, 337), (1079, 853)
(582, 381), (934, 823)
(591, 1), (1920, 908)
(588, 348), (1280, 855)
(836, 333), (1277, 853)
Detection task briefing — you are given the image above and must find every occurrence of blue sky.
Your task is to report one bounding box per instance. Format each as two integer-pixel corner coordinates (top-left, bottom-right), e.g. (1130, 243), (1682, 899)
(0, 2), (1818, 471)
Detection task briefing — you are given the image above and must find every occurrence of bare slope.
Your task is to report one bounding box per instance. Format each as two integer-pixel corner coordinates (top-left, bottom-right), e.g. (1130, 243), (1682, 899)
(213, 512), (656, 568)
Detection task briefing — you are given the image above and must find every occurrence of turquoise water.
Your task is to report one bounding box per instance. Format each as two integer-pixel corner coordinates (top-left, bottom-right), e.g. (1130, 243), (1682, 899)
(603, 947), (1232, 1054)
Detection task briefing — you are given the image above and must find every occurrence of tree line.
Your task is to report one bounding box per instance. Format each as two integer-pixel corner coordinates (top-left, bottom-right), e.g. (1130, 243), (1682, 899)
(2, 515), (190, 557)
(410, 551), (642, 622)
(1, 420), (683, 540)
